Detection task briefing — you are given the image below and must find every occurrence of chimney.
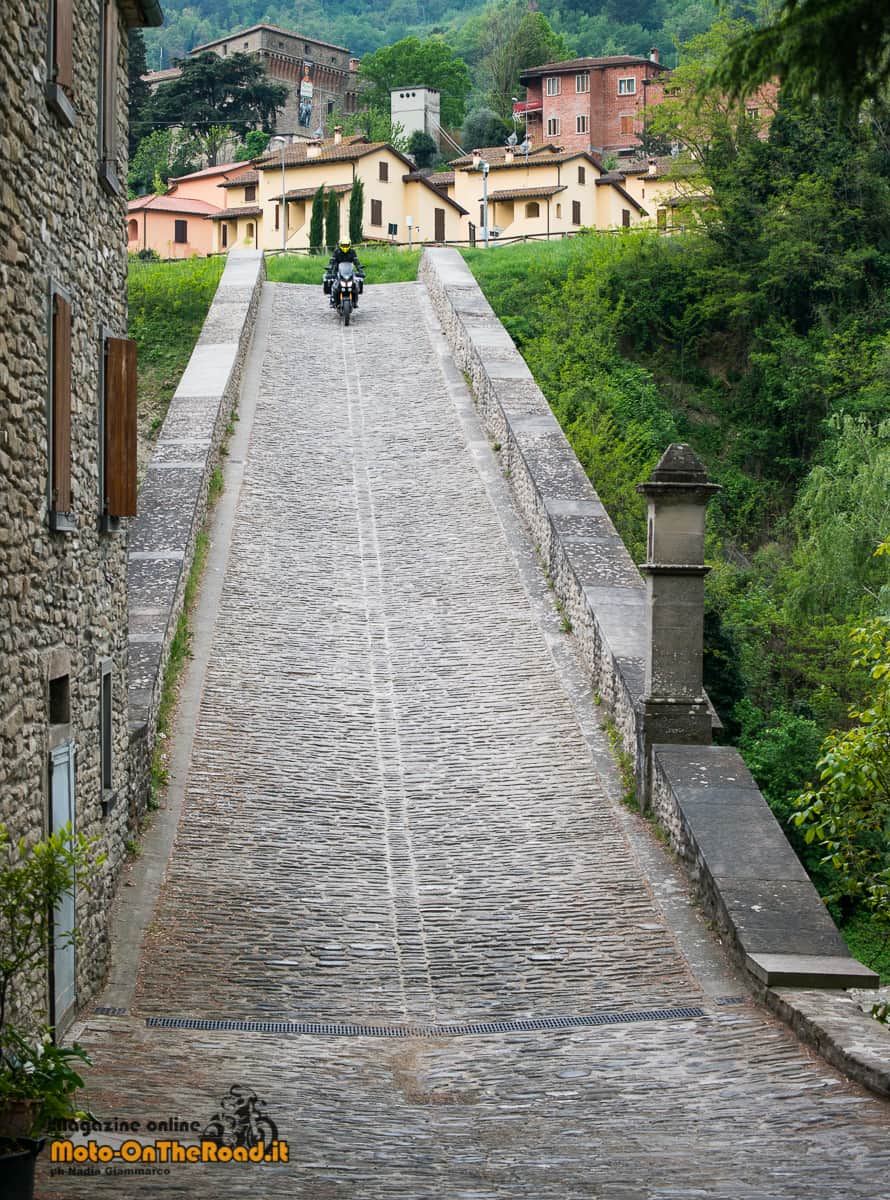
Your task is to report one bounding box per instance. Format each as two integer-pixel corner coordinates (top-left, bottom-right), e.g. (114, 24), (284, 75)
(307, 139), (322, 159)
(648, 158), (657, 176)
(471, 148), (483, 169)
(650, 45), (659, 64)
(333, 125), (342, 145)
(349, 57), (361, 72)
(504, 148), (514, 165)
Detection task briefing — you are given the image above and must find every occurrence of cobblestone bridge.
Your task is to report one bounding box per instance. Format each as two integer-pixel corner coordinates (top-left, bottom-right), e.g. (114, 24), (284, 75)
(41, 280), (889, 1198)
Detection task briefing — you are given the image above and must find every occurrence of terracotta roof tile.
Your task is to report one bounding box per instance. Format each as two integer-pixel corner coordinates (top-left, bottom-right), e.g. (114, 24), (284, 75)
(210, 205), (263, 220)
(219, 170), (259, 188)
(127, 194), (221, 216)
(486, 185), (566, 202)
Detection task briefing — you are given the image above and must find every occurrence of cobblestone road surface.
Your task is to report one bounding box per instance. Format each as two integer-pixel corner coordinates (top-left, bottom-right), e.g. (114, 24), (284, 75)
(39, 283), (889, 1199)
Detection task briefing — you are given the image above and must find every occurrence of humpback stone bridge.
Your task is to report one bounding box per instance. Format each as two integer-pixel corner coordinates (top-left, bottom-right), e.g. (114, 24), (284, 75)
(41, 250), (889, 1198)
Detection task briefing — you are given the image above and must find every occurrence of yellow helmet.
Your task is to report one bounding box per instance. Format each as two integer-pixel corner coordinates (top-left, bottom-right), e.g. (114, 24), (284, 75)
(339, 240), (350, 252)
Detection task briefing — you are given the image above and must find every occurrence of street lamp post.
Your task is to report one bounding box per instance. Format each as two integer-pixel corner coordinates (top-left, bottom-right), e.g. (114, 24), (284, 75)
(481, 159), (490, 248)
(269, 135), (288, 253)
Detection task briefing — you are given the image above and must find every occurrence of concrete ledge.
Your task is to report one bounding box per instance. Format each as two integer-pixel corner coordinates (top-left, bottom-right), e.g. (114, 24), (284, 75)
(747, 954), (879, 989)
(765, 988), (890, 1099)
(127, 249), (265, 818)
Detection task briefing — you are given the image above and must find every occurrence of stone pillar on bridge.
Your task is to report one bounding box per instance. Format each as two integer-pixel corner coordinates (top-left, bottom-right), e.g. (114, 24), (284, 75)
(635, 444), (721, 812)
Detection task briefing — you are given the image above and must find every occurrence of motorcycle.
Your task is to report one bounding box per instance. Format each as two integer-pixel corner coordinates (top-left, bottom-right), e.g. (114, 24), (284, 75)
(323, 261), (363, 326)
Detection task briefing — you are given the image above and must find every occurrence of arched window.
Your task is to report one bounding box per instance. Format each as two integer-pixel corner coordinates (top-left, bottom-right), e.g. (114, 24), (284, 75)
(127, 219), (138, 241)
(525, 201), (540, 219)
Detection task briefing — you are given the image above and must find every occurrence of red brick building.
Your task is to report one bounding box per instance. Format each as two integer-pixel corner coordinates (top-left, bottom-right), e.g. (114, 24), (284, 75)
(517, 51), (668, 155)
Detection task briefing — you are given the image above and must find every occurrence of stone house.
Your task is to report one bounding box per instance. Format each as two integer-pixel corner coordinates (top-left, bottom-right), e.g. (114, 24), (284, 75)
(445, 144), (646, 238)
(0, 0), (161, 1032)
(517, 52), (669, 155)
(213, 133), (468, 252)
(144, 23), (361, 137)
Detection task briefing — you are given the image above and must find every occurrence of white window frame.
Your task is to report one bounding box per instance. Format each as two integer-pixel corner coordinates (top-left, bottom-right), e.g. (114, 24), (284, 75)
(575, 73), (589, 93)
(618, 76), (636, 96)
(545, 76), (561, 96)
(576, 114), (588, 134)
(546, 117), (561, 137)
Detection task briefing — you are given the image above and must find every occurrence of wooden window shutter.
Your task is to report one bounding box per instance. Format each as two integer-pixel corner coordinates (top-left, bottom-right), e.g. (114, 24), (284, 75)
(51, 293), (72, 515)
(104, 337), (137, 517)
(54, 0), (74, 92)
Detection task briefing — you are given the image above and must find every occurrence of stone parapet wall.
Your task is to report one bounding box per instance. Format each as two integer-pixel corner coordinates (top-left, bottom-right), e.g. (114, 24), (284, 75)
(419, 250), (885, 1091)
(127, 250), (265, 817)
(419, 248), (646, 757)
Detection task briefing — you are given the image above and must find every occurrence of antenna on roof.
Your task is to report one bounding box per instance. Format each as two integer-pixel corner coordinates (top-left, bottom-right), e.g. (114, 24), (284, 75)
(519, 138), (530, 160)
(506, 131), (518, 147)
(313, 125), (324, 139)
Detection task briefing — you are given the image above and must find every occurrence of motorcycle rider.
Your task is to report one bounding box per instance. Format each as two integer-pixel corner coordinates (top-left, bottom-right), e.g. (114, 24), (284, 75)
(326, 240), (364, 307)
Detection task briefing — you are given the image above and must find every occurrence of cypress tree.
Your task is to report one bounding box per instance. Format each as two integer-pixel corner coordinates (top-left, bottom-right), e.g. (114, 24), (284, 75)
(349, 177), (364, 245)
(325, 190), (340, 252)
(309, 184), (325, 254)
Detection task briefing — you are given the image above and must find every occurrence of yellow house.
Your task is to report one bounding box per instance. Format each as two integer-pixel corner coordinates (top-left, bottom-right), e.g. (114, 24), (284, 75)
(447, 144), (647, 240)
(611, 155), (705, 231)
(211, 133), (467, 252)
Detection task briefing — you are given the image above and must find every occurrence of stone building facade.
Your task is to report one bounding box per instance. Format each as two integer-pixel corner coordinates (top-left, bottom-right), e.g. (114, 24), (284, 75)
(518, 52), (668, 155)
(188, 24), (360, 134)
(0, 0), (161, 1033)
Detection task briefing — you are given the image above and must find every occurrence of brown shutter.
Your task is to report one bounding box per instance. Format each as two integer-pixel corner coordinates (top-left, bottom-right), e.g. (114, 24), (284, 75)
(434, 207), (445, 242)
(104, 337), (137, 517)
(51, 293), (72, 515)
(54, 0), (74, 93)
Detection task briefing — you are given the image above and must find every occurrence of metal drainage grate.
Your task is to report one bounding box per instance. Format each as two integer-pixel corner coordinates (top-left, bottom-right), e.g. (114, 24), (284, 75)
(712, 996), (747, 1006)
(145, 1006), (705, 1039)
(94, 1006), (128, 1016)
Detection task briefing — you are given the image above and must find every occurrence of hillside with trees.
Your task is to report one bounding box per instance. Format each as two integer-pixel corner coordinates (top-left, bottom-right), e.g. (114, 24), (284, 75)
(140, 0), (715, 76)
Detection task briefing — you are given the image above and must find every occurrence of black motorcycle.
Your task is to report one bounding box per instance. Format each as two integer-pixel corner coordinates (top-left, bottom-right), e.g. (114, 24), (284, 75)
(324, 261), (363, 326)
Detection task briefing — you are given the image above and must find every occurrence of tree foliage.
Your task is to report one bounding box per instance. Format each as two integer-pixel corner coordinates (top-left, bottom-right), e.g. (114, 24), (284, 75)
(713, 0), (890, 113)
(128, 128), (198, 196)
(407, 129), (438, 167)
(359, 36), (471, 127)
(234, 129), (271, 161)
(325, 190), (341, 251)
(142, 52), (288, 152)
(462, 106), (511, 150)
(474, 3), (571, 120)
(309, 184), (325, 253)
(794, 598), (890, 928)
(128, 29), (152, 155)
(349, 177), (365, 244)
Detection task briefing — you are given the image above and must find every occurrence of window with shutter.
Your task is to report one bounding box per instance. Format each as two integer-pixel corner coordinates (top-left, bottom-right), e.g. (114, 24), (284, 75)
(103, 337), (137, 518)
(49, 289), (74, 530)
(379, 161), (389, 182)
(46, 0), (75, 124)
(370, 198), (383, 226)
(174, 219), (188, 244)
(245, 184), (256, 202)
(572, 200), (581, 224)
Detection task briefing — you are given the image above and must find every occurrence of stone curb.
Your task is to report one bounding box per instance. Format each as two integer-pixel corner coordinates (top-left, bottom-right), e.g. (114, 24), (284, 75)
(127, 250), (265, 818)
(419, 245), (890, 1102)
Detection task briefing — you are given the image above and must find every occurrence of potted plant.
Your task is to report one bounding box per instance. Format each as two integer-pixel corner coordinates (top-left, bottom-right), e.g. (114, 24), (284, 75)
(0, 822), (102, 1198)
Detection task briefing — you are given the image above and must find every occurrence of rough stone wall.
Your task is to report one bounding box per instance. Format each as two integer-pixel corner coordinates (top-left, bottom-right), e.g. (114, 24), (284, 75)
(127, 251), (265, 819)
(0, 0), (134, 1029)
